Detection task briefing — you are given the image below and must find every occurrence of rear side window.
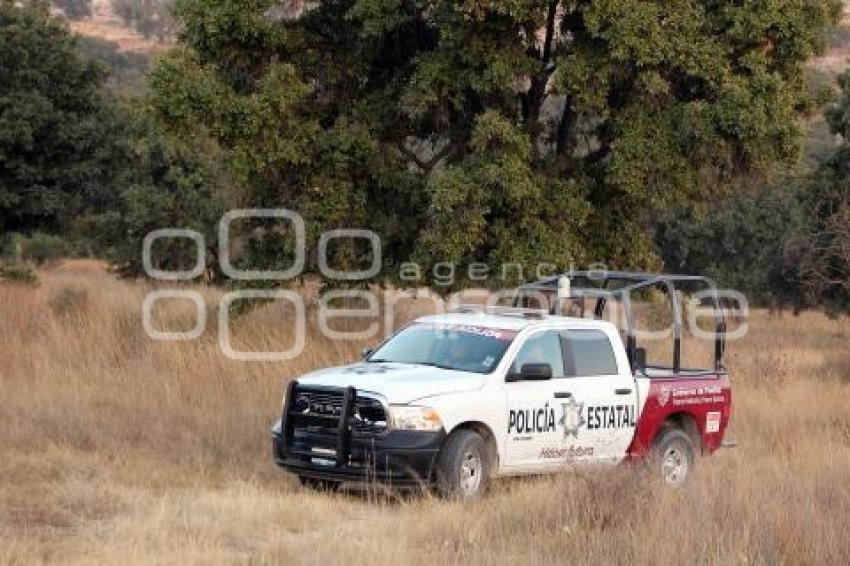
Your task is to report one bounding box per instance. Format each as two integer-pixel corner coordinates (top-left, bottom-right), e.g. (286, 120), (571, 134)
(561, 330), (618, 377)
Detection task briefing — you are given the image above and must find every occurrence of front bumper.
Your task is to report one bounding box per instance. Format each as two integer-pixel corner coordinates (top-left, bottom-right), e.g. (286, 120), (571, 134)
(272, 421), (444, 486)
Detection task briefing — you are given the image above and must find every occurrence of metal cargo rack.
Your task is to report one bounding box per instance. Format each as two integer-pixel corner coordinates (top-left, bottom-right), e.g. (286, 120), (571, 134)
(450, 304), (548, 319)
(513, 271), (728, 374)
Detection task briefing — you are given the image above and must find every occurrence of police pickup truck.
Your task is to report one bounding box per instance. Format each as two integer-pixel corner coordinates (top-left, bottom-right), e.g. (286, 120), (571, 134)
(272, 272), (733, 499)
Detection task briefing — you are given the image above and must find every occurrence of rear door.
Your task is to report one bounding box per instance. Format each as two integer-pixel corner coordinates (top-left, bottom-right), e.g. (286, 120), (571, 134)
(558, 329), (638, 463)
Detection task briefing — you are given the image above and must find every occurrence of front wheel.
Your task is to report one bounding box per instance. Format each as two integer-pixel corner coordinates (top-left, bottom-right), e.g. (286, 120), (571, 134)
(435, 429), (491, 500)
(652, 426), (695, 487)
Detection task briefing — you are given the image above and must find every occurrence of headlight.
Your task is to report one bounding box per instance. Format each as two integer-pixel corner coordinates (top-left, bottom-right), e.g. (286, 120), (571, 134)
(388, 405), (443, 431)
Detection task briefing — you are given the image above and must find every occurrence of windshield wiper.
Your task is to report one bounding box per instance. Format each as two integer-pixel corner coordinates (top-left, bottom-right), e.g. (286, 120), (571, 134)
(365, 359), (455, 370)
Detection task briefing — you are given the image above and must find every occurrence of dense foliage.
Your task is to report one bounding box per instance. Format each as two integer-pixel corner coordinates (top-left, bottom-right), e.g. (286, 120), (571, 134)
(0, 2), (221, 276)
(0, 0), (124, 235)
(659, 68), (850, 316)
(144, 0), (840, 289)
(95, 112), (227, 278)
(656, 182), (809, 310)
(797, 146), (850, 314)
(1, 0), (848, 313)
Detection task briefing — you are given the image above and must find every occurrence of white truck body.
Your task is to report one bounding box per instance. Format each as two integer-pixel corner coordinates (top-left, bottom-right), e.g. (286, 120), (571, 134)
(295, 313), (645, 474)
(274, 291), (732, 497)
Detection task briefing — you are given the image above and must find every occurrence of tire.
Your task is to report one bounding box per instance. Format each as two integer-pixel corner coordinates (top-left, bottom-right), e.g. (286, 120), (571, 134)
(651, 426), (695, 487)
(297, 475), (340, 493)
(436, 429), (491, 500)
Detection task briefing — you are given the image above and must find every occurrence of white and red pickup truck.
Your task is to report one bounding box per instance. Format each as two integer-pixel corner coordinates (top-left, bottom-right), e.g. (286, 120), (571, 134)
(272, 272), (733, 499)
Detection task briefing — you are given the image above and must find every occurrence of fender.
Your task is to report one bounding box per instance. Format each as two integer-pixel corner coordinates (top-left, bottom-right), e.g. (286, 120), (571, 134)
(627, 374), (732, 459)
(449, 420), (500, 468)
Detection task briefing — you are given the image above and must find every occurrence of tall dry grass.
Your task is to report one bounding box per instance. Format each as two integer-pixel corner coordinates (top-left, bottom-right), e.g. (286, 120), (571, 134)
(1, 264), (849, 565)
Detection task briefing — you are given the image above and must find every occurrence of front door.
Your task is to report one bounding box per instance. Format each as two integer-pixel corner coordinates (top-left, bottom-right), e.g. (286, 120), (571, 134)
(503, 328), (638, 470)
(503, 330), (591, 470)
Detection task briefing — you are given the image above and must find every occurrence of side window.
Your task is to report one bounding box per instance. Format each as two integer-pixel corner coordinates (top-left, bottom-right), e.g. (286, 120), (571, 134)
(561, 330), (619, 377)
(510, 331), (565, 378)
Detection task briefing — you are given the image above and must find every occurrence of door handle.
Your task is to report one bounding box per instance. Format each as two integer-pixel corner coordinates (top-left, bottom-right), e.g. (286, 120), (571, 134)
(554, 392), (573, 399)
(615, 388), (633, 395)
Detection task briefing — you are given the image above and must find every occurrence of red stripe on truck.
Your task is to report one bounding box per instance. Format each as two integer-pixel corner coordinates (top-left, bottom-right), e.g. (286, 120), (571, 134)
(627, 374), (732, 459)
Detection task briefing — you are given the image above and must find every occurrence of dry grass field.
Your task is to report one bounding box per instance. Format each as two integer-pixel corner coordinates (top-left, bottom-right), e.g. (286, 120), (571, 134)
(1, 264), (850, 565)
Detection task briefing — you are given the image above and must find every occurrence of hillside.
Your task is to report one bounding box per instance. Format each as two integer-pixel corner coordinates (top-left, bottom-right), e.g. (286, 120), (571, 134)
(65, 0), (171, 54)
(64, 1), (850, 68)
(811, 1), (850, 75)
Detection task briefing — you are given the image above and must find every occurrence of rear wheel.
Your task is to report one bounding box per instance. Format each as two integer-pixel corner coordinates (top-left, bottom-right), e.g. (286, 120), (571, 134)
(652, 426), (695, 487)
(436, 429), (491, 500)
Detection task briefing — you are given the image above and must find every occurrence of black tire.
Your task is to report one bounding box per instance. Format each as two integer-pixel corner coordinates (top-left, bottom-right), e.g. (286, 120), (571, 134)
(436, 429), (491, 500)
(297, 475), (340, 493)
(651, 426), (695, 487)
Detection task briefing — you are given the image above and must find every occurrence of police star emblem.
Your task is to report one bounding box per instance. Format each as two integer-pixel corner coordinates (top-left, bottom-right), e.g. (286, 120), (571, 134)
(559, 397), (586, 439)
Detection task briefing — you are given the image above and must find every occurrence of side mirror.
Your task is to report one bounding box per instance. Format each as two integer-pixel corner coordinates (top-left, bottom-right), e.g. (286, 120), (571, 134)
(361, 348), (373, 360)
(507, 363), (553, 382)
(634, 347), (647, 373)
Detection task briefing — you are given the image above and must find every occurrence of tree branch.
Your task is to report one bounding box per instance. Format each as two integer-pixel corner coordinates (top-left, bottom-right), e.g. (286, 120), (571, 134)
(397, 141), (456, 175)
(397, 143), (428, 171)
(423, 142), (455, 172)
(522, 1), (560, 126)
(582, 144), (611, 169)
(556, 94), (576, 156)
(541, 0), (559, 64)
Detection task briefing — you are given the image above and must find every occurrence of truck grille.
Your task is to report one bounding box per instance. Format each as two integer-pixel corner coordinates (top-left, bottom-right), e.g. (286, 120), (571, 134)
(280, 383), (388, 468)
(288, 385), (387, 433)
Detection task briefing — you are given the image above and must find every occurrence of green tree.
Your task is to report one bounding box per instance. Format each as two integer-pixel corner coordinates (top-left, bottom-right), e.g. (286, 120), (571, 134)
(147, 0), (840, 289)
(655, 181), (809, 310)
(95, 111), (228, 278)
(658, 67), (850, 316)
(790, 151), (850, 315)
(793, 74), (850, 314)
(0, 0), (123, 234)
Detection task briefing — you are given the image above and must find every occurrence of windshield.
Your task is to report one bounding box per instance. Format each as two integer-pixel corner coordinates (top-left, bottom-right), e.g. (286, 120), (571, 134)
(367, 323), (517, 374)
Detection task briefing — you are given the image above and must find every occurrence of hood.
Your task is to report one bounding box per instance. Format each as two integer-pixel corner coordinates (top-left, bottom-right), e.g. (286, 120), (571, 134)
(296, 362), (487, 404)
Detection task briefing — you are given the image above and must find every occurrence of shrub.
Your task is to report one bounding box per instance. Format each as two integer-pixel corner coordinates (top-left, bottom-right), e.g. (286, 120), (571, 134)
(16, 233), (71, 266)
(0, 263), (38, 285)
(655, 182), (808, 310)
(49, 286), (89, 316)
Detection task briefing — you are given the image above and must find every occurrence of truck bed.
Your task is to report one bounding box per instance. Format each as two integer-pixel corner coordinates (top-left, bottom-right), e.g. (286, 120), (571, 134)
(628, 371), (732, 458)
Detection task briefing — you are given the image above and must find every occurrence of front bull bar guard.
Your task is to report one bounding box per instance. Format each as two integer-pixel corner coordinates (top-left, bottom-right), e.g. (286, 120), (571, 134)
(280, 381), (358, 468)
